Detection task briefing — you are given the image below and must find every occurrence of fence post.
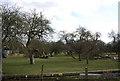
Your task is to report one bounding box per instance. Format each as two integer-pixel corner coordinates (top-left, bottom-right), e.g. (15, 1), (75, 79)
(41, 64), (44, 81)
(85, 67), (88, 80)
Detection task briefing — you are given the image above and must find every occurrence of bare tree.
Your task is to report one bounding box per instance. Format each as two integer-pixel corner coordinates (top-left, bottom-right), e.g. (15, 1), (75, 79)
(20, 10), (53, 64)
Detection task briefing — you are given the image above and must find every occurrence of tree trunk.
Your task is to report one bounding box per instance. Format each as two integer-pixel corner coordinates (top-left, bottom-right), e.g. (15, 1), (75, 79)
(71, 54), (77, 59)
(86, 56), (89, 64)
(50, 53), (53, 57)
(78, 53), (81, 61)
(30, 54), (35, 64)
(66, 51), (71, 56)
(2, 35), (7, 43)
(28, 50), (35, 64)
(26, 37), (31, 47)
(26, 36), (35, 64)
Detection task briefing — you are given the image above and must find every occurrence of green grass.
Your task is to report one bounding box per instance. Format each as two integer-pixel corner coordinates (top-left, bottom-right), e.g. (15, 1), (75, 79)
(2, 55), (120, 75)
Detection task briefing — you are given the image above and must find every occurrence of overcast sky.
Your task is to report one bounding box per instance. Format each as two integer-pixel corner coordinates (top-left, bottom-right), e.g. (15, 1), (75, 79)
(1, 0), (119, 43)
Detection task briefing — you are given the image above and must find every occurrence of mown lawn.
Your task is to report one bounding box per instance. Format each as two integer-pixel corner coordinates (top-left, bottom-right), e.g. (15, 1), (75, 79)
(2, 55), (119, 75)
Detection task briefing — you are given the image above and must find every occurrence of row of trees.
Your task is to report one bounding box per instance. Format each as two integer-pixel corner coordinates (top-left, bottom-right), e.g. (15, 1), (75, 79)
(2, 3), (120, 64)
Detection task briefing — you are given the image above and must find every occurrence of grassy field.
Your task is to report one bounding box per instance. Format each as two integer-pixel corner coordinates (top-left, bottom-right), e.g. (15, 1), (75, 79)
(2, 55), (120, 75)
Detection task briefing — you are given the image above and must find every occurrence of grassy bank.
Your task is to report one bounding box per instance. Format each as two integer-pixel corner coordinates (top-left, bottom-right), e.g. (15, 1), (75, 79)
(2, 55), (119, 75)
